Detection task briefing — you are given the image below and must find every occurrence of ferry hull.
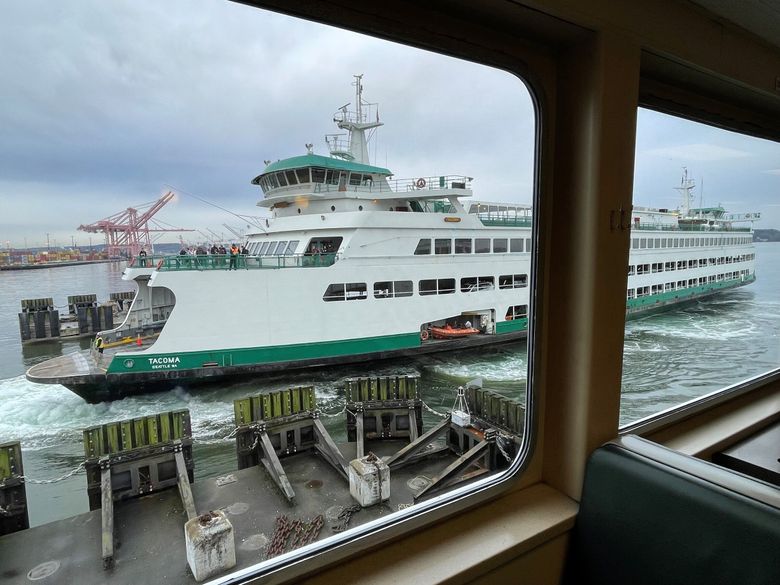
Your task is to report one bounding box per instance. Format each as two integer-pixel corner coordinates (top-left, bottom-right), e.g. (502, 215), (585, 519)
(38, 330), (528, 403)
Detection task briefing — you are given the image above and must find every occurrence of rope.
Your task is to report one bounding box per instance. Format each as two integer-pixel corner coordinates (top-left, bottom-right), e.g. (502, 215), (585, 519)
(22, 461), (86, 484)
(421, 401), (449, 418)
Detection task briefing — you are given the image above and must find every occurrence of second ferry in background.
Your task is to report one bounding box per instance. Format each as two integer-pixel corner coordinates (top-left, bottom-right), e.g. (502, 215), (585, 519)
(27, 76), (759, 402)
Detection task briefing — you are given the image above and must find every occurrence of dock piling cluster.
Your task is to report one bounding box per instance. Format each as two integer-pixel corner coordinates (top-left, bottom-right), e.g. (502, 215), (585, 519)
(18, 292), (131, 344)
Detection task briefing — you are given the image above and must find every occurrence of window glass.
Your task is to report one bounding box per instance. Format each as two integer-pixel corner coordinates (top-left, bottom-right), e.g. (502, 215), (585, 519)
(475, 238), (491, 253)
(414, 239), (431, 255)
(394, 280), (413, 297)
(454, 238), (472, 254)
(622, 108), (778, 427)
(345, 282), (367, 300)
(4, 2), (539, 579)
(434, 238), (451, 254)
(419, 279), (437, 296)
(493, 238), (508, 253)
(438, 278), (456, 294)
(323, 283), (345, 301)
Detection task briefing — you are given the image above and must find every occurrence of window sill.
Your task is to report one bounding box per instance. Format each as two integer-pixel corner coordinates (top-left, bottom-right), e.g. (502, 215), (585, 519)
(292, 483), (577, 585)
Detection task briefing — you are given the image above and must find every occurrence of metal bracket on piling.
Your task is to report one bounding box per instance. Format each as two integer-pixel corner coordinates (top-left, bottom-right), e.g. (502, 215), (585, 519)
(383, 416), (451, 470)
(174, 440), (197, 520)
(257, 431), (296, 504)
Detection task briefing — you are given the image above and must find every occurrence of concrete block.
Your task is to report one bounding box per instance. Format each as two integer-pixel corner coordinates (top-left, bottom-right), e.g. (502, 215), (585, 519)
(349, 453), (390, 507)
(185, 510), (236, 582)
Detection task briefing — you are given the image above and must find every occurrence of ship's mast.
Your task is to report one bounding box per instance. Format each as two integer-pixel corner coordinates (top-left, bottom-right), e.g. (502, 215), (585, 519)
(329, 75), (383, 164)
(675, 167), (696, 218)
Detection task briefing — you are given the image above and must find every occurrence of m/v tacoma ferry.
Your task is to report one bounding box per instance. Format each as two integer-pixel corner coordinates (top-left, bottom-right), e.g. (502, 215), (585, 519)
(27, 77), (758, 403)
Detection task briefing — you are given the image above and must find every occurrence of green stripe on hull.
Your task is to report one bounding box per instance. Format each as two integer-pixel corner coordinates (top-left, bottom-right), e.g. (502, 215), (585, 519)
(108, 331), (420, 374)
(627, 275), (754, 313)
(495, 318), (528, 334)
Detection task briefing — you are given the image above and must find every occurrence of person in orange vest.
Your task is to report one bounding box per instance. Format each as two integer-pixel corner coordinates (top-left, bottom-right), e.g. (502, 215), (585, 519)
(229, 244), (238, 270)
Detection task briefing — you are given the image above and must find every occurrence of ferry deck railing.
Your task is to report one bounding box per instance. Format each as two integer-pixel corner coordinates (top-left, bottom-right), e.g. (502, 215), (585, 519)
(631, 223), (752, 232)
(152, 253), (337, 271)
(266, 175), (472, 199)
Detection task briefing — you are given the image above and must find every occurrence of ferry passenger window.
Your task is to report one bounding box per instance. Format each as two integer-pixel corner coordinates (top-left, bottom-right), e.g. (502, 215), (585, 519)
(414, 239), (431, 255)
(419, 279), (437, 296)
(454, 238), (472, 254)
(285, 240), (299, 255)
(374, 280), (413, 298)
(475, 238), (491, 253)
(493, 238), (508, 253)
(622, 108), (778, 427)
(394, 280), (413, 297)
(323, 283), (345, 302)
(258, 242), (269, 255)
(345, 283), (367, 300)
(434, 238), (451, 254)
(264, 242), (278, 255)
(438, 278), (456, 294)
(510, 238), (523, 252)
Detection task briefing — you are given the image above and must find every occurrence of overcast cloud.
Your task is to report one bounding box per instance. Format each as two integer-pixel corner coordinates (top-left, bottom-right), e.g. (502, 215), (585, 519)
(0, 1), (778, 250)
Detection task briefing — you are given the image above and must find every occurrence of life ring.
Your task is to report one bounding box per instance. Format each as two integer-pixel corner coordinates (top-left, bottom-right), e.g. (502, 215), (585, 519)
(420, 329), (429, 341)
(416, 178), (426, 189)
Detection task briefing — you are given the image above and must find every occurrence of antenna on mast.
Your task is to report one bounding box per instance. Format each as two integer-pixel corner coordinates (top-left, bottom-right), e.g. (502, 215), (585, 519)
(674, 167), (696, 218)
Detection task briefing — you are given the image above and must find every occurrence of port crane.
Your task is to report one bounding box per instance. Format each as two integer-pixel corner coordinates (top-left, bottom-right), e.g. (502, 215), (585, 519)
(78, 192), (192, 258)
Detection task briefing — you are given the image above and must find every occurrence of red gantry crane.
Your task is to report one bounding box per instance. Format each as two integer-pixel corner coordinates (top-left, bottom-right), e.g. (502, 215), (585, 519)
(78, 191), (193, 258)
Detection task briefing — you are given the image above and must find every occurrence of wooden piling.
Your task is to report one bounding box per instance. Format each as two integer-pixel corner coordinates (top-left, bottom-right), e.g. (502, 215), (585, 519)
(0, 441), (29, 536)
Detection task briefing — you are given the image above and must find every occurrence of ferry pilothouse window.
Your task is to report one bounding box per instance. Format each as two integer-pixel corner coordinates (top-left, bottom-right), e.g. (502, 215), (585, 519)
(621, 108), (780, 426)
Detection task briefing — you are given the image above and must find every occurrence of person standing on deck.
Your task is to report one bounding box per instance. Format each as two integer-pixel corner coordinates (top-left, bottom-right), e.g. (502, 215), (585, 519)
(229, 244), (238, 270)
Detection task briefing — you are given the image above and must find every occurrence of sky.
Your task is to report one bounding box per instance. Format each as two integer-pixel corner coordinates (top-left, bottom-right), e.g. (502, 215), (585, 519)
(0, 0), (778, 250)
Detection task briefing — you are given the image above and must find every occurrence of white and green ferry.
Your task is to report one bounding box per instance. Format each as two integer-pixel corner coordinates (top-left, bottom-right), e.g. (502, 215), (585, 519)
(26, 78), (758, 402)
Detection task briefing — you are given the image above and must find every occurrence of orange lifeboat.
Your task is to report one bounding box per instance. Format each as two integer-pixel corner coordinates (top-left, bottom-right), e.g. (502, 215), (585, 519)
(430, 325), (481, 339)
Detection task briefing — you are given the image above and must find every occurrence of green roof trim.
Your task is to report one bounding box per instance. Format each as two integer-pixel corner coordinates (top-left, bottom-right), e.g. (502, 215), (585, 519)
(257, 154), (391, 177)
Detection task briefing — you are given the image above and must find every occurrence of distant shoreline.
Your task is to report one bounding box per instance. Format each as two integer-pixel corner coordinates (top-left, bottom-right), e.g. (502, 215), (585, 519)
(0, 259), (123, 271)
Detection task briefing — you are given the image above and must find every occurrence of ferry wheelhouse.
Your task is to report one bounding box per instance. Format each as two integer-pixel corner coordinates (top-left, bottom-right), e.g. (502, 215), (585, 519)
(26, 78), (757, 402)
